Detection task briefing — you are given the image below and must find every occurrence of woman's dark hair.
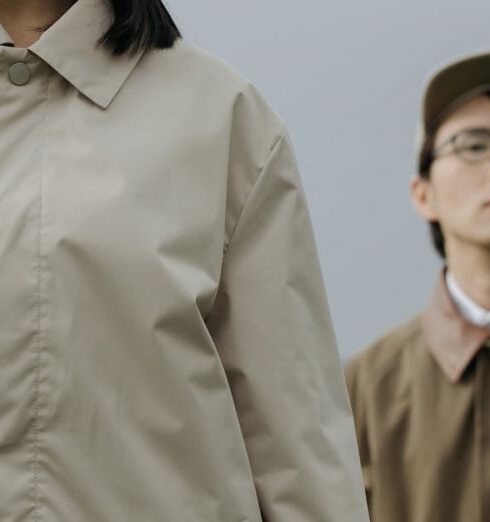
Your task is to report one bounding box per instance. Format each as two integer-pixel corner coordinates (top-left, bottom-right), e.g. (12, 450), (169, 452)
(37, 0), (181, 56)
(99, 0), (181, 56)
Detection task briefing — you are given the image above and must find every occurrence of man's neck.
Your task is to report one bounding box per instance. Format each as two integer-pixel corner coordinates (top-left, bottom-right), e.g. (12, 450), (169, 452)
(446, 241), (490, 310)
(0, 0), (74, 47)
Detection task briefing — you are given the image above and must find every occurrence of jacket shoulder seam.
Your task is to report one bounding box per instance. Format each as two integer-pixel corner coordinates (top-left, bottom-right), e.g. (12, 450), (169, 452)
(223, 129), (286, 256)
(350, 314), (423, 386)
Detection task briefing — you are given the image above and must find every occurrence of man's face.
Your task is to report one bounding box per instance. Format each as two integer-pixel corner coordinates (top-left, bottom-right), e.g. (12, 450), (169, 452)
(411, 95), (490, 253)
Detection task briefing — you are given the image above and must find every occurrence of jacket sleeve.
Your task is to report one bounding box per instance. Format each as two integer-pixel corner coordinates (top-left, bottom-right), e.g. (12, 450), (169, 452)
(206, 109), (369, 521)
(345, 358), (373, 516)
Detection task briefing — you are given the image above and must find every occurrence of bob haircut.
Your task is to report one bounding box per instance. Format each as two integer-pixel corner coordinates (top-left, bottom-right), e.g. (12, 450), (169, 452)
(37, 0), (181, 56)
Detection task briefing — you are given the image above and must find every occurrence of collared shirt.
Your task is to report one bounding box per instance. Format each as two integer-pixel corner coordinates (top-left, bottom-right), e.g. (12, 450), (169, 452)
(0, 1), (369, 521)
(446, 270), (490, 329)
(346, 270), (490, 522)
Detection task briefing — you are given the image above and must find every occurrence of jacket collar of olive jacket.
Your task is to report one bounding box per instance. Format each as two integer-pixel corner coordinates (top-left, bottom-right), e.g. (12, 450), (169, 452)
(0, 0), (145, 109)
(423, 268), (490, 383)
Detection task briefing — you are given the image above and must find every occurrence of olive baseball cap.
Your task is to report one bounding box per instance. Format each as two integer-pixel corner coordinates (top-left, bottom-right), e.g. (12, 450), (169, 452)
(417, 51), (490, 173)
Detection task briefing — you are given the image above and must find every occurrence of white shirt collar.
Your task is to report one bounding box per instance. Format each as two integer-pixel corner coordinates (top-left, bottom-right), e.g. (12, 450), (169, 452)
(446, 270), (490, 329)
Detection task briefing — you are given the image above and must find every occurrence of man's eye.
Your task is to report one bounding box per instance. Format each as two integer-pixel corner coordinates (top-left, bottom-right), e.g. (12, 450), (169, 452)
(465, 142), (489, 152)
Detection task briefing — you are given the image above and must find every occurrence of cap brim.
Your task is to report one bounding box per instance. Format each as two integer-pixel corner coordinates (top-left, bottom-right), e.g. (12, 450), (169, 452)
(424, 52), (490, 134)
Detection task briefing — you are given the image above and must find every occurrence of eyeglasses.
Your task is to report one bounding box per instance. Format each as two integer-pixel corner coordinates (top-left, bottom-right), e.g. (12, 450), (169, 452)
(430, 127), (490, 166)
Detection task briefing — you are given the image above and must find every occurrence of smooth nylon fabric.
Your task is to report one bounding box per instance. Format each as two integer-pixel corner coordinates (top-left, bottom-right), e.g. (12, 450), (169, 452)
(0, 1), (369, 521)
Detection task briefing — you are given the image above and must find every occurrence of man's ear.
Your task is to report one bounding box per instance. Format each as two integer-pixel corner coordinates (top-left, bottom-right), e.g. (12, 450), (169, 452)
(410, 175), (439, 221)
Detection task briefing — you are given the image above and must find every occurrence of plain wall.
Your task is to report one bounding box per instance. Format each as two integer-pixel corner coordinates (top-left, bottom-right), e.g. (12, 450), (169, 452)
(167, 1), (490, 361)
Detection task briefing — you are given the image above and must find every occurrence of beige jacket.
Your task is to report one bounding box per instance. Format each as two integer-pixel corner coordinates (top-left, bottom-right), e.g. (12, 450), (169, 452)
(0, 1), (369, 521)
(346, 270), (490, 522)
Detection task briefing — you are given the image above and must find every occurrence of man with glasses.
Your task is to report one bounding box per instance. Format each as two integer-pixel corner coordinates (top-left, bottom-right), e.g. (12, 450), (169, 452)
(345, 52), (490, 522)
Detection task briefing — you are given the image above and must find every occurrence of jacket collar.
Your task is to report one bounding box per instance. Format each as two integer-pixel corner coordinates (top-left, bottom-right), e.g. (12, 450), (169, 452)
(25, 0), (145, 109)
(423, 268), (490, 383)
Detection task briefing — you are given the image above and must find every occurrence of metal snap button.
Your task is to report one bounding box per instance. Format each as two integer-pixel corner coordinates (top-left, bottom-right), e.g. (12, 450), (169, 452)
(8, 62), (31, 86)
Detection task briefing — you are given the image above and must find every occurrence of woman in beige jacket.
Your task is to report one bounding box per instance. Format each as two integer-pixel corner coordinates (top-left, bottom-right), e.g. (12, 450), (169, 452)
(0, 1), (368, 521)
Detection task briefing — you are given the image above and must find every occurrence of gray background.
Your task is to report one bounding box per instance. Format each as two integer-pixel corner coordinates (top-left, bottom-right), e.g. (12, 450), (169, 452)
(166, 1), (489, 361)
